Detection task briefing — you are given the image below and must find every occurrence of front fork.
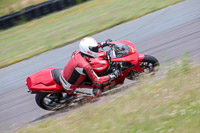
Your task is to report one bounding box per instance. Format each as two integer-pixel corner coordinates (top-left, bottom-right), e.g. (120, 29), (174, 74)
(126, 54), (145, 80)
(131, 54), (144, 73)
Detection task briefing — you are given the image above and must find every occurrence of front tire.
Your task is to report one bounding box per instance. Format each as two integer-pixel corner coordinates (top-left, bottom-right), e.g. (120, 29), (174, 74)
(140, 55), (159, 75)
(127, 55), (159, 80)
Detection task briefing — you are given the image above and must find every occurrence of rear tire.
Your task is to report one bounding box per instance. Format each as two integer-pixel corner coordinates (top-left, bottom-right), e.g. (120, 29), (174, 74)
(35, 93), (67, 111)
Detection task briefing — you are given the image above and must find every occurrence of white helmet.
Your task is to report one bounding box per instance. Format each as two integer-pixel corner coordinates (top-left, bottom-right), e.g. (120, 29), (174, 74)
(79, 37), (99, 57)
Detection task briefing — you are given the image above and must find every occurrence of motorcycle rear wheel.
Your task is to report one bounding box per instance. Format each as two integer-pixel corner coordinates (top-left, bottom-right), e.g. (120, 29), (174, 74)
(35, 92), (67, 111)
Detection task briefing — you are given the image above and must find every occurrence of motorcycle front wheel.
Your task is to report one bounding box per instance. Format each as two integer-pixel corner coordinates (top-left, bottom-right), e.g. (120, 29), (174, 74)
(126, 55), (159, 80)
(35, 92), (67, 111)
(140, 55), (160, 75)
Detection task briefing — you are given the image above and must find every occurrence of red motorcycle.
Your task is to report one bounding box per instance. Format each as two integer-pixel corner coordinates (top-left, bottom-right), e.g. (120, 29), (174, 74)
(26, 40), (159, 111)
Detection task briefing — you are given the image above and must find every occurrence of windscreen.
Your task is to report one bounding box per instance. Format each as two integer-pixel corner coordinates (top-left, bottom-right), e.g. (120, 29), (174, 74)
(109, 43), (130, 58)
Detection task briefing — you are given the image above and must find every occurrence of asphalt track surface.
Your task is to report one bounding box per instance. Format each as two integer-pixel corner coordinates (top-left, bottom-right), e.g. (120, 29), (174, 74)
(0, 0), (200, 132)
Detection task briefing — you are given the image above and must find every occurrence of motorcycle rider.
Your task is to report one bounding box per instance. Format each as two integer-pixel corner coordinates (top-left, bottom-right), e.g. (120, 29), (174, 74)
(59, 37), (120, 97)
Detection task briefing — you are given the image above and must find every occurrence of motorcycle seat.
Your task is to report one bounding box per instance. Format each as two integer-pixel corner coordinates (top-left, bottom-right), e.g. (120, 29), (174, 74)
(52, 69), (62, 85)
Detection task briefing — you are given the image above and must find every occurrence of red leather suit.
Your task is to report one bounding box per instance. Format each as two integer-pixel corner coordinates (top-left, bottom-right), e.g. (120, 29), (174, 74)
(60, 50), (110, 95)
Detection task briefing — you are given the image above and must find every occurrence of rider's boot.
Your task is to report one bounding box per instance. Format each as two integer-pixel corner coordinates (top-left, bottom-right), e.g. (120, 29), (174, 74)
(73, 87), (102, 98)
(93, 88), (102, 97)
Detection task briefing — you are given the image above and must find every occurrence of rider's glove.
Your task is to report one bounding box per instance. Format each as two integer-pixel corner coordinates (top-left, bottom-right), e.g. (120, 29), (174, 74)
(100, 39), (112, 47)
(109, 69), (120, 82)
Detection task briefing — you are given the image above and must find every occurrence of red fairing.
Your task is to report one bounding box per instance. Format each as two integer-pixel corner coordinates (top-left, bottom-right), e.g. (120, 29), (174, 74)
(109, 40), (143, 72)
(26, 67), (62, 93)
(109, 40), (139, 65)
(138, 54), (145, 61)
(89, 51), (109, 75)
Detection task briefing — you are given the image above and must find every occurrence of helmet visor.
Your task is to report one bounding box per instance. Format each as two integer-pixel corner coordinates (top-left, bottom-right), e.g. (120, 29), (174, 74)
(89, 46), (99, 53)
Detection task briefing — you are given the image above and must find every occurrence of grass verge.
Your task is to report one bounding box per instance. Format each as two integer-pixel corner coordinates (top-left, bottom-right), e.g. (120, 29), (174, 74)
(0, 0), (47, 17)
(19, 62), (200, 133)
(0, 0), (183, 68)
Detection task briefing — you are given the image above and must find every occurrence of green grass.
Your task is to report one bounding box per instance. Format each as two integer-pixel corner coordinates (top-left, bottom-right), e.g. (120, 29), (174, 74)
(0, 0), (47, 17)
(0, 0), (183, 68)
(18, 62), (200, 133)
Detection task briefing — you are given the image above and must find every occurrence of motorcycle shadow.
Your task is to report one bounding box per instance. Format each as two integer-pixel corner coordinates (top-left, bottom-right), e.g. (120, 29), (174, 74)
(30, 81), (135, 124)
(29, 98), (100, 123)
